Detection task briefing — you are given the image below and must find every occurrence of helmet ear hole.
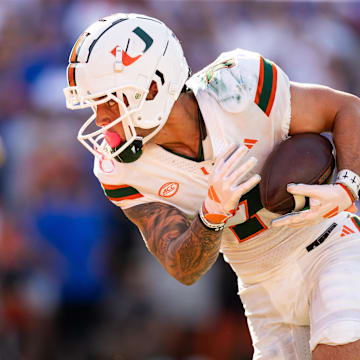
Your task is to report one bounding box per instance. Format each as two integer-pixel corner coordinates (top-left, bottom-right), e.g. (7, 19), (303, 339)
(146, 80), (158, 101)
(122, 93), (130, 107)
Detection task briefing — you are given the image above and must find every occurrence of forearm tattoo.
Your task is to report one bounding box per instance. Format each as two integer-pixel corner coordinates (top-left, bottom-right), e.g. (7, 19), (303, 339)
(124, 202), (222, 284)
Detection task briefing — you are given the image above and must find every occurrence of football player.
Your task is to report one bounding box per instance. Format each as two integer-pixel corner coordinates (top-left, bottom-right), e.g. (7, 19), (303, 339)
(64, 13), (360, 359)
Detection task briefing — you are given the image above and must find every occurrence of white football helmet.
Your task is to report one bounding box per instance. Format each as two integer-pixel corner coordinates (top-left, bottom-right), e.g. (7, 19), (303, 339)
(63, 13), (190, 162)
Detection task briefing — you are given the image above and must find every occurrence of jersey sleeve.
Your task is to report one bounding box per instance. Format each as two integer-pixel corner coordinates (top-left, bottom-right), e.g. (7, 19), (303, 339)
(99, 182), (147, 208)
(231, 49), (291, 141)
(187, 49), (261, 114)
(260, 56), (291, 141)
(228, 49), (291, 142)
(93, 158), (156, 210)
(99, 181), (190, 211)
(188, 48), (291, 150)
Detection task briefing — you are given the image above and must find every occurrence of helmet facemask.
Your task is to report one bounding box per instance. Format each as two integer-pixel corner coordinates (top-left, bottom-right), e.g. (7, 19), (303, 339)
(65, 84), (149, 162)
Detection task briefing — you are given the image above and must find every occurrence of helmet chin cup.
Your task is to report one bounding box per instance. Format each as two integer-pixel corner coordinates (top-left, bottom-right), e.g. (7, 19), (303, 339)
(112, 136), (143, 163)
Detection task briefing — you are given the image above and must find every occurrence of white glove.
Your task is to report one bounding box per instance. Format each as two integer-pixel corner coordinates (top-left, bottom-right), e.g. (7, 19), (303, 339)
(200, 144), (261, 229)
(271, 183), (356, 228)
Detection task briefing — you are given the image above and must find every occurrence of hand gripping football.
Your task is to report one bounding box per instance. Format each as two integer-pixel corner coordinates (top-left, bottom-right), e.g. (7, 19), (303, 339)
(260, 133), (335, 214)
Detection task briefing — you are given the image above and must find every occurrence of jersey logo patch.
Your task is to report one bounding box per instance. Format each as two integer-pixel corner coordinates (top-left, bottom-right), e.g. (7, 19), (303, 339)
(340, 225), (355, 237)
(158, 182), (179, 198)
(205, 58), (235, 84)
(244, 138), (258, 149)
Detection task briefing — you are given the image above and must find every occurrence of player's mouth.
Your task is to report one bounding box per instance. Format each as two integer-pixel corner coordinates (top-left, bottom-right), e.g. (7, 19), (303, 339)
(104, 130), (124, 148)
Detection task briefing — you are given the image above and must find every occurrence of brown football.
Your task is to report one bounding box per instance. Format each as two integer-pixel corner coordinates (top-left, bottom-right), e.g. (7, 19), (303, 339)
(259, 133), (335, 214)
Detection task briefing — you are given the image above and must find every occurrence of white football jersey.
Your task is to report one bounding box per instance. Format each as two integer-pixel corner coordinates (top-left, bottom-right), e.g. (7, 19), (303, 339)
(94, 48), (344, 282)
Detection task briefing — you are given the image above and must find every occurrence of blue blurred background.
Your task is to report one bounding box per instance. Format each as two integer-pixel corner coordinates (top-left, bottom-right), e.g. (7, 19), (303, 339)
(0, 1), (359, 359)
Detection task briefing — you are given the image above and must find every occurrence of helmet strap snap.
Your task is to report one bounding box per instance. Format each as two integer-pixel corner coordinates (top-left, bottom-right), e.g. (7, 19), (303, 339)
(114, 47), (124, 72)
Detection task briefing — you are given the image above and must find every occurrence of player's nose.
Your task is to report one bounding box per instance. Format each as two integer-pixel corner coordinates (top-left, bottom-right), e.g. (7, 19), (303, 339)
(96, 103), (115, 127)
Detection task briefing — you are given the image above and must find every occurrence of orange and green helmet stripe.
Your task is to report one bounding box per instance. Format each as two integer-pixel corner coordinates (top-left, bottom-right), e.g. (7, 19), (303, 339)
(254, 56), (278, 117)
(67, 32), (89, 87)
(101, 183), (143, 201)
(69, 32), (88, 63)
(67, 64), (76, 86)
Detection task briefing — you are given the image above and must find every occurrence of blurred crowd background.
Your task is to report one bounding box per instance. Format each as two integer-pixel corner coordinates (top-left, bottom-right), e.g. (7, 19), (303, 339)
(0, 1), (360, 359)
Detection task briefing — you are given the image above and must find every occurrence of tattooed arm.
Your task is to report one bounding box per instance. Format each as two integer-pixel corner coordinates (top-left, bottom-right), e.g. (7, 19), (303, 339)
(123, 144), (261, 284)
(123, 202), (222, 285)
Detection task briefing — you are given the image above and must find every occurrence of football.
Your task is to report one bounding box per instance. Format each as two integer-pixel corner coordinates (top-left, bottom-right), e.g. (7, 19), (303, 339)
(259, 133), (335, 214)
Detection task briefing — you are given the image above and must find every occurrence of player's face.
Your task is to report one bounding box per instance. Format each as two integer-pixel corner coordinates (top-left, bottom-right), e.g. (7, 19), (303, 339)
(95, 98), (153, 141)
(95, 98), (125, 137)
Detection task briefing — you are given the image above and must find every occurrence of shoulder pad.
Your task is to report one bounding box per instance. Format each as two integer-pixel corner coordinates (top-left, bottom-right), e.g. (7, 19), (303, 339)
(187, 49), (260, 113)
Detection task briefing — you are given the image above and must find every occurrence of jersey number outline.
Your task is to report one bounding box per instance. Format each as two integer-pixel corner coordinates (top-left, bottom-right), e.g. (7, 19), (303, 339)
(229, 185), (268, 242)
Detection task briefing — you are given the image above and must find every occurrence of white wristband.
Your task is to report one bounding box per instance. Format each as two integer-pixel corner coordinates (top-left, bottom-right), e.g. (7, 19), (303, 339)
(336, 169), (360, 201)
(198, 206), (225, 232)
